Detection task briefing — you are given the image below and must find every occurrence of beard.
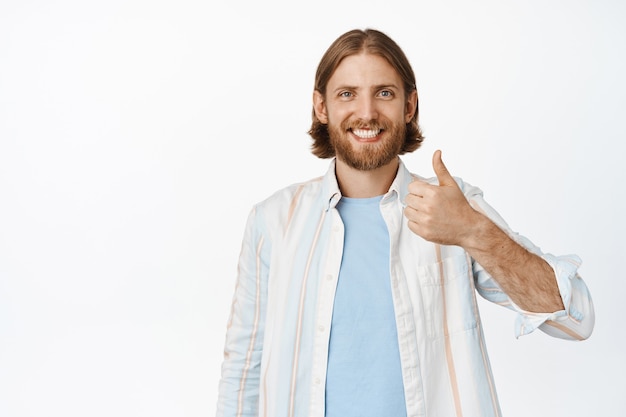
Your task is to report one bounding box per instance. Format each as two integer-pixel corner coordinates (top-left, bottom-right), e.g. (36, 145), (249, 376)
(328, 117), (406, 171)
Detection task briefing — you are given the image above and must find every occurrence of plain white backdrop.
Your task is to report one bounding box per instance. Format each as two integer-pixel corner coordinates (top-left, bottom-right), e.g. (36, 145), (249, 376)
(1, 0), (624, 416)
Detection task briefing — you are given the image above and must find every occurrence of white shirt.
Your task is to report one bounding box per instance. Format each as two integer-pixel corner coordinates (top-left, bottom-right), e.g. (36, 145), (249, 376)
(216, 158), (594, 417)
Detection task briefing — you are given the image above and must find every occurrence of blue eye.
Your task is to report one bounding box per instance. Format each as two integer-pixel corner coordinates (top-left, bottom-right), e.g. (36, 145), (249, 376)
(340, 91), (353, 98)
(380, 90), (393, 97)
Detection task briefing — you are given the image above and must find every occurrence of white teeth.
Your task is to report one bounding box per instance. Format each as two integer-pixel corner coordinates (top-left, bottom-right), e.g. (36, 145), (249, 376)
(352, 128), (380, 139)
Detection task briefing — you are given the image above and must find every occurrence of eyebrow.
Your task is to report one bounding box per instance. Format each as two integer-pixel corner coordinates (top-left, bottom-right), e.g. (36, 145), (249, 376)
(332, 83), (401, 93)
(371, 83), (401, 91)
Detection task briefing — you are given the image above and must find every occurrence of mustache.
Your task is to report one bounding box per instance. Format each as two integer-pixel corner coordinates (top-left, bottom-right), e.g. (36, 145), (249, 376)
(341, 119), (389, 131)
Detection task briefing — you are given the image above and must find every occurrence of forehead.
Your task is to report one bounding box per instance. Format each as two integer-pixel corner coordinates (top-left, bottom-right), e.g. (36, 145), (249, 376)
(328, 53), (402, 89)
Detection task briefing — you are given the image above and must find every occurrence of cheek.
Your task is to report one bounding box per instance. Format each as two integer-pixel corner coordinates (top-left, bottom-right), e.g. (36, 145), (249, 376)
(390, 103), (409, 119)
(325, 103), (353, 122)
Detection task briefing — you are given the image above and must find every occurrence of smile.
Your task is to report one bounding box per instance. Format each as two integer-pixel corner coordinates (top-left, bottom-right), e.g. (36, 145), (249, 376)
(351, 128), (381, 139)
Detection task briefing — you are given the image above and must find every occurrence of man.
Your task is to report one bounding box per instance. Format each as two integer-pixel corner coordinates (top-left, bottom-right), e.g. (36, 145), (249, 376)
(216, 28), (594, 417)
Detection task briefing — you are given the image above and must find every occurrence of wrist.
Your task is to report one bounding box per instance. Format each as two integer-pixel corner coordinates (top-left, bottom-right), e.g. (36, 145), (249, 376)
(461, 210), (497, 252)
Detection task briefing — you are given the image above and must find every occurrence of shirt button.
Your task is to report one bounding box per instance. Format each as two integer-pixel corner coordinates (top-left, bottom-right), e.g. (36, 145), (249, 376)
(318, 325), (325, 332)
(315, 377), (321, 384)
(333, 225), (340, 232)
(326, 274), (333, 281)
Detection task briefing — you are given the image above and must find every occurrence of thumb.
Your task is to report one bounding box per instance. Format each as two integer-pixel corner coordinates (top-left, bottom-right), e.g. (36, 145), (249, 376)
(432, 150), (456, 186)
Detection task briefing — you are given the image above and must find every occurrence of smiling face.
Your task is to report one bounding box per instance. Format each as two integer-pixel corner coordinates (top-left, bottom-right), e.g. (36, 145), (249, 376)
(313, 52), (417, 171)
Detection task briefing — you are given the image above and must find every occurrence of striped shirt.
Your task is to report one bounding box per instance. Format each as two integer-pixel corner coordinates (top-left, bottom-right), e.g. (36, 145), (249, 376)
(216, 158), (594, 417)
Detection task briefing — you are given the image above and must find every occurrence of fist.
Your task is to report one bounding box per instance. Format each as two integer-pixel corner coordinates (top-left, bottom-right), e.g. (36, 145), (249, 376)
(403, 150), (479, 246)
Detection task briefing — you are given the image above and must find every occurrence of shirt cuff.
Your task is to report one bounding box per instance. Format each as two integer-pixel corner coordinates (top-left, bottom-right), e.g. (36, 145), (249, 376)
(514, 253), (583, 338)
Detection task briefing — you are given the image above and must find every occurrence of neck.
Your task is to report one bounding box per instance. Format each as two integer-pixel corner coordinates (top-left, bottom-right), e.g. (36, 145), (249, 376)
(335, 157), (399, 198)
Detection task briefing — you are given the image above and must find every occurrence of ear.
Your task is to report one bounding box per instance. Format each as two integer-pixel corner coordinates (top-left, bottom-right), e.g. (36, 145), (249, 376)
(313, 90), (328, 124)
(405, 90), (418, 123)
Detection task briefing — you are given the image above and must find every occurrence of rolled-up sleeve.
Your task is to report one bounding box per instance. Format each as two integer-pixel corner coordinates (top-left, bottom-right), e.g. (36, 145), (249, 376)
(519, 253), (595, 340)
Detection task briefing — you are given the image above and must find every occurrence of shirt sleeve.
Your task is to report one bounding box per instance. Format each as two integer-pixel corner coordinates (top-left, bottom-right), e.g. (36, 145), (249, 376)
(216, 206), (269, 417)
(461, 180), (595, 341)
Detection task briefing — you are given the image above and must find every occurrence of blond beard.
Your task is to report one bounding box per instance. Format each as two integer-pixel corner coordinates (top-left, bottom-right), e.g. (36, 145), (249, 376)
(328, 118), (406, 171)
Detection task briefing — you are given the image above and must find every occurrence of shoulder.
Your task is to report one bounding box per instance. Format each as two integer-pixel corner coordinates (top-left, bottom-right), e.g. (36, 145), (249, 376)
(248, 175), (327, 235)
(255, 175), (325, 212)
(240, 175), (325, 246)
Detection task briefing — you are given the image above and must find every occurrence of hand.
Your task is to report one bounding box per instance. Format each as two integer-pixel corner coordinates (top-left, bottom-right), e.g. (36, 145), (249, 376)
(404, 150), (481, 246)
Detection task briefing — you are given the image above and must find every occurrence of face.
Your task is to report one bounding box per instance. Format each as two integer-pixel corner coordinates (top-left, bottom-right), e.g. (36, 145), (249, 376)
(313, 53), (417, 171)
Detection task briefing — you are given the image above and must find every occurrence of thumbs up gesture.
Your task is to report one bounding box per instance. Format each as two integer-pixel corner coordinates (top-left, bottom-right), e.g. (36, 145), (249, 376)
(404, 150), (481, 246)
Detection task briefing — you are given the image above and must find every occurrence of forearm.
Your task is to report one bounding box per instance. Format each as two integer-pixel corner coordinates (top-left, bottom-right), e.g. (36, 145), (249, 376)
(463, 212), (565, 313)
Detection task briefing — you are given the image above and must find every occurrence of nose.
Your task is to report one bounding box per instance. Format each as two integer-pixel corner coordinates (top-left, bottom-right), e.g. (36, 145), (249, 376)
(356, 96), (378, 121)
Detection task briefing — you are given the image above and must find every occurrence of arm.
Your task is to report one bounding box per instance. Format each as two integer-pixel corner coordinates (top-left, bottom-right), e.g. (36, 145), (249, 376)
(216, 207), (268, 417)
(461, 209), (563, 313)
(404, 150), (594, 338)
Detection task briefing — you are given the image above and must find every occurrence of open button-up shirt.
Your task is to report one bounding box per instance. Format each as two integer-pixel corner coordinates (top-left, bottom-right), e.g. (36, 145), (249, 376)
(217, 158), (594, 417)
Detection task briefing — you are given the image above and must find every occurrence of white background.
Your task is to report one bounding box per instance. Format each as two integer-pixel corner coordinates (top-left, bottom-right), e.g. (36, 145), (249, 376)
(1, 0), (624, 416)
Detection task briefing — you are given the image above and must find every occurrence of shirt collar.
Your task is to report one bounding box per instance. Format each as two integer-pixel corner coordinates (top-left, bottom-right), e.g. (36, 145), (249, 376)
(321, 157), (418, 211)
(322, 159), (342, 211)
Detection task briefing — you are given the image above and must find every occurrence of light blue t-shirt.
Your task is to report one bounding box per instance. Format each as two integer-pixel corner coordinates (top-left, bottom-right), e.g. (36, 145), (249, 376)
(325, 196), (406, 417)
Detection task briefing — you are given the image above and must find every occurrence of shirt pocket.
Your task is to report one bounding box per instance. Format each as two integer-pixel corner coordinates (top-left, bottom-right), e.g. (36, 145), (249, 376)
(416, 251), (479, 339)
